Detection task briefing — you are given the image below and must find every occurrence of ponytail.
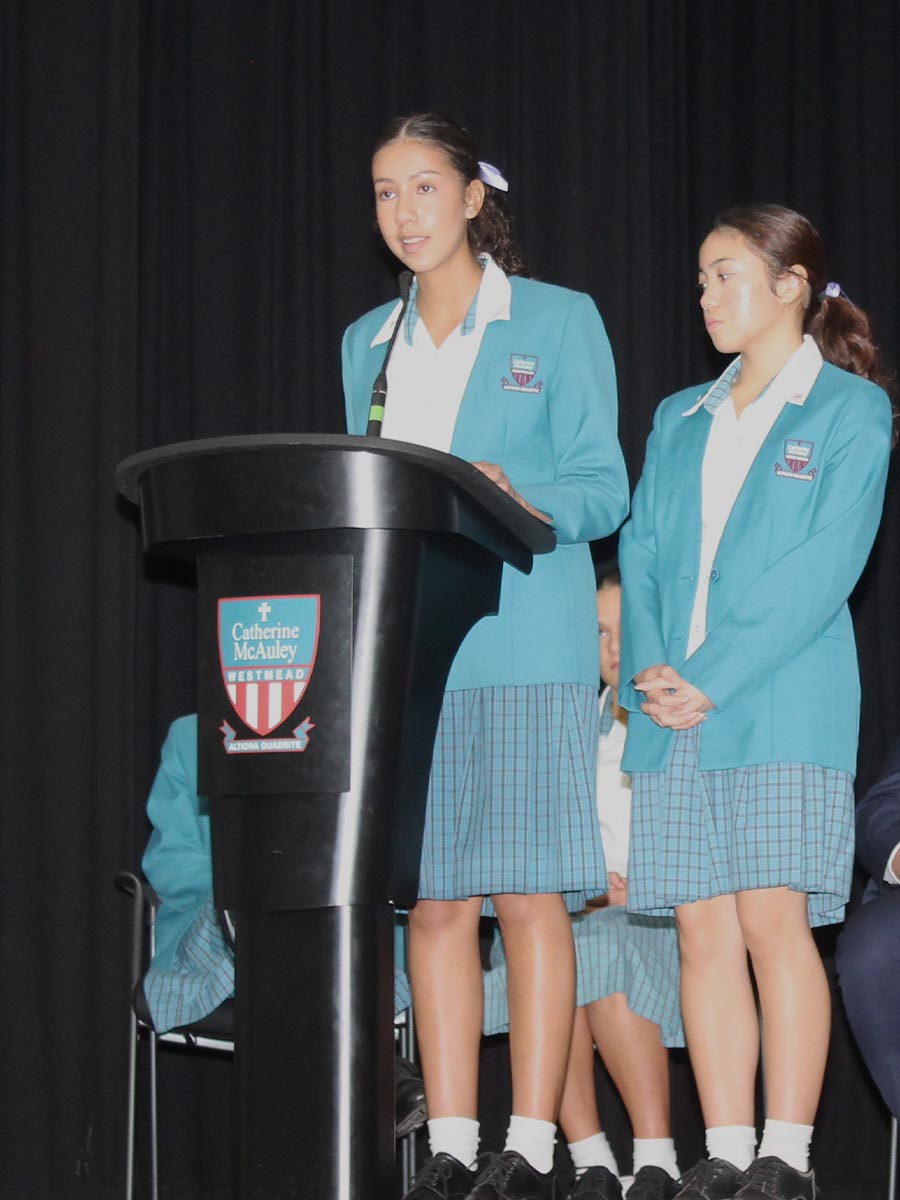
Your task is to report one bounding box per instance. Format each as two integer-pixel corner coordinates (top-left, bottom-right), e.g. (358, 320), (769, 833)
(807, 292), (894, 397)
(470, 189), (527, 276)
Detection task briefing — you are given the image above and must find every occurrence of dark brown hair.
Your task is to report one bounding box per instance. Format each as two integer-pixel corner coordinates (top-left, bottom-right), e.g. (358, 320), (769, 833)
(374, 112), (527, 277)
(594, 561), (621, 591)
(712, 204), (893, 398)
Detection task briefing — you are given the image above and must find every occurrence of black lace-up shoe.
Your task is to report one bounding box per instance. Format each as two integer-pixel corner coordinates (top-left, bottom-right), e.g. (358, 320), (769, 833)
(567, 1164), (623, 1199)
(467, 1150), (557, 1199)
(734, 1156), (820, 1200)
(404, 1152), (477, 1200)
(626, 1165), (681, 1199)
(673, 1158), (748, 1200)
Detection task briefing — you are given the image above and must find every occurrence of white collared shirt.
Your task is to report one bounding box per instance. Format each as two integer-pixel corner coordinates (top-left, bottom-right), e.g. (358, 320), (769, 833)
(369, 254), (512, 452)
(595, 687), (631, 877)
(684, 335), (824, 656)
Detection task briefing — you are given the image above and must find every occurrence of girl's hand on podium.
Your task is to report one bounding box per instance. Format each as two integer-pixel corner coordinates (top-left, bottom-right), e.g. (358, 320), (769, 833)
(471, 461), (552, 523)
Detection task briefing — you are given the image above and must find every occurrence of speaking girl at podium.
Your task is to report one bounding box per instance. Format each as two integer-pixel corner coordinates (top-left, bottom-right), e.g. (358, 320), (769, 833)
(343, 112), (629, 1200)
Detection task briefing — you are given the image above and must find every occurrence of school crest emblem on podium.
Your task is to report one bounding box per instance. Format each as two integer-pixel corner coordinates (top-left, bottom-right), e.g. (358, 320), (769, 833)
(217, 595), (319, 751)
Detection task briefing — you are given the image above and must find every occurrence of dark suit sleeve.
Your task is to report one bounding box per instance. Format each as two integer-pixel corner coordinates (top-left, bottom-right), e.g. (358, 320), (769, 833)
(856, 737), (900, 884)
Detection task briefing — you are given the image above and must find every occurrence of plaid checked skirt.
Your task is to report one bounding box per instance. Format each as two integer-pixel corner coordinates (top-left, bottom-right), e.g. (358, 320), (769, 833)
(419, 683), (606, 914)
(483, 905), (683, 1046)
(145, 900), (412, 1033)
(627, 727), (854, 927)
(144, 900), (235, 1034)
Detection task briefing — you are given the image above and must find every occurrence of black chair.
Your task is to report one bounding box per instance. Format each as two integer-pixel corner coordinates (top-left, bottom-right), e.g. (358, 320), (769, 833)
(116, 871), (423, 1198)
(116, 871), (235, 1200)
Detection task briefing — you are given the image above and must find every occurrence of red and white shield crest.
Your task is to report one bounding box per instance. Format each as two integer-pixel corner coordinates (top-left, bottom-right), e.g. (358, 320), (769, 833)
(218, 595), (320, 736)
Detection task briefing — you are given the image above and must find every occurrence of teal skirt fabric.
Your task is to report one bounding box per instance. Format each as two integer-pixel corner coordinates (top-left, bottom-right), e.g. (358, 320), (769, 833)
(419, 683), (606, 914)
(628, 727), (854, 927)
(483, 904), (683, 1046)
(145, 901), (412, 1033)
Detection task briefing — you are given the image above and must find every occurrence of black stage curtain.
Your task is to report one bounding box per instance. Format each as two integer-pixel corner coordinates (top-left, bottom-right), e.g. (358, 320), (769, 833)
(1, 2), (898, 1196)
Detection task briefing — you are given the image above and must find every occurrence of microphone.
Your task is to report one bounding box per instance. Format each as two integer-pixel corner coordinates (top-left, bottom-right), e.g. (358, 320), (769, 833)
(367, 270), (413, 436)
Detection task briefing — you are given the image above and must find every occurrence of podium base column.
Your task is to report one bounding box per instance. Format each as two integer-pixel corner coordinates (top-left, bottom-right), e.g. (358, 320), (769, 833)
(235, 904), (396, 1200)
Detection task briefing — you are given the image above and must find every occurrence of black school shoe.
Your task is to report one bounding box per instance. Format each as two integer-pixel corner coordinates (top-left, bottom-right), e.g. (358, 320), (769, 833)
(567, 1165), (623, 1199)
(626, 1165), (681, 1199)
(467, 1150), (558, 1199)
(395, 1056), (427, 1137)
(734, 1157), (820, 1200)
(673, 1158), (748, 1199)
(404, 1152), (477, 1200)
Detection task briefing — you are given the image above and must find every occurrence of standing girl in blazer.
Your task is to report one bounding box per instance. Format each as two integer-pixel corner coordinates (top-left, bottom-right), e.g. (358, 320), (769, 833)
(618, 204), (893, 1200)
(343, 113), (628, 1200)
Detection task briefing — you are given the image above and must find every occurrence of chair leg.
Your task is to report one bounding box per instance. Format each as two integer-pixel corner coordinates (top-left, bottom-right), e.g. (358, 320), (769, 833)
(399, 1003), (419, 1192)
(149, 1029), (159, 1200)
(125, 1006), (138, 1200)
(889, 1113), (898, 1200)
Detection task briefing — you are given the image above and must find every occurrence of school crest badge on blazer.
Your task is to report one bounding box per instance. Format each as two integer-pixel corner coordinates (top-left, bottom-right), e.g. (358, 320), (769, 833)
(501, 354), (544, 394)
(774, 439), (817, 481)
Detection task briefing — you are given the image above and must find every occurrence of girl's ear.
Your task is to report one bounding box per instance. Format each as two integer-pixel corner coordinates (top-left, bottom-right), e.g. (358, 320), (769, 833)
(464, 179), (485, 220)
(778, 264), (809, 307)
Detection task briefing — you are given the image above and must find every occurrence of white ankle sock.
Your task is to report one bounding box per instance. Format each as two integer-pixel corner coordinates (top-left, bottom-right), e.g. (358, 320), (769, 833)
(505, 1114), (557, 1175)
(568, 1131), (619, 1178)
(757, 1118), (814, 1173)
(705, 1125), (756, 1171)
(427, 1116), (480, 1168)
(633, 1137), (679, 1180)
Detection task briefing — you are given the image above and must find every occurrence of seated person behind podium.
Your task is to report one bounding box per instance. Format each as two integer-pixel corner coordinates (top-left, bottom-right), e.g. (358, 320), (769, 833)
(483, 567), (683, 1200)
(342, 112), (629, 1200)
(141, 715), (422, 1129)
(836, 736), (900, 1121)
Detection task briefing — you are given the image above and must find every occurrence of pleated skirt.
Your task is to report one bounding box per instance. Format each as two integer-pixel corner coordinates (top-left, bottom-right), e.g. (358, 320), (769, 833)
(419, 683), (607, 914)
(627, 727), (854, 927)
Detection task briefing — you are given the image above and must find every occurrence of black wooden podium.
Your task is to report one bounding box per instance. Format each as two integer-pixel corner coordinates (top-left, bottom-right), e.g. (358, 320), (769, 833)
(117, 433), (555, 1200)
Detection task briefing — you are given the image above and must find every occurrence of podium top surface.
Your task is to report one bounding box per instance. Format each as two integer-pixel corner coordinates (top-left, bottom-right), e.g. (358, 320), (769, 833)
(117, 433), (556, 570)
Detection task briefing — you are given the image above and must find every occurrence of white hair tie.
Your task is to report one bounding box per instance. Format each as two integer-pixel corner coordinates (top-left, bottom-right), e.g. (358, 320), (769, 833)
(818, 281), (843, 301)
(477, 160), (509, 192)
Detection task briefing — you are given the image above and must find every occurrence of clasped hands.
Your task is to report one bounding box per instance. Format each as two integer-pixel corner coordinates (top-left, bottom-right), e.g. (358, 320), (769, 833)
(471, 461), (552, 524)
(607, 872), (628, 907)
(634, 664), (713, 729)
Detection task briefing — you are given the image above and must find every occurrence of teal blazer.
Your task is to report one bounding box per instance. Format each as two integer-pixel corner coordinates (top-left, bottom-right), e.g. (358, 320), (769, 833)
(619, 362), (892, 774)
(142, 715), (212, 978)
(342, 277), (629, 690)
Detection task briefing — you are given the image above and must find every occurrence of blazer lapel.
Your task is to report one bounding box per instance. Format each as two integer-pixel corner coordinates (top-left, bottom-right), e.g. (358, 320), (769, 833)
(715, 395), (817, 552)
(448, 321), (506, 461)
(665, 409), (709, 563)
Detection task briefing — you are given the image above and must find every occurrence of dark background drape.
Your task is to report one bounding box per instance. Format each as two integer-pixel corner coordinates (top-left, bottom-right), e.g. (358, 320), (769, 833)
(2, 2), (898, 1196)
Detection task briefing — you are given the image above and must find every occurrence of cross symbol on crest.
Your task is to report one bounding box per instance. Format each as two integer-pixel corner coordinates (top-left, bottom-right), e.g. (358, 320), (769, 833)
(257, 601), (272, 621)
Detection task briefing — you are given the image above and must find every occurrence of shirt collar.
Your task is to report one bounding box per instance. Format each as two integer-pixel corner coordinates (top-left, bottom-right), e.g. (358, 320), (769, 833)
(681, 334), (824, 417)
(369, 253), (512, 348)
